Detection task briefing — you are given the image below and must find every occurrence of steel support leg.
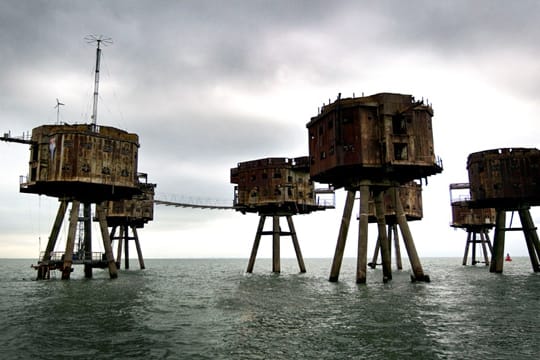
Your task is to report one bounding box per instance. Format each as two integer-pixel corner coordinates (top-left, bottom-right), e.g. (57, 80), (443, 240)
(374, 189), (391, 282)
(518, 208), (540, 272)
(272, 216), (280, 273)
(124, 225), (130, 270)
(83, 203), (93, 279)
(490, 209), (506, 273)
(37, 200), (68, 280)
(480, 230), (490, 266)
(62, 200), (80, 280)
(131, 227), (146, 270)
(392, 224), (403, 270)
(96, 202), (118, 279)
(247, 215), (266, 273)
(393, 187), (428, 282)
(462, 231), (471, 265)
(287, 216), (306, 273)
(357, 185), (370, 284)
(329, 190), (356, 282)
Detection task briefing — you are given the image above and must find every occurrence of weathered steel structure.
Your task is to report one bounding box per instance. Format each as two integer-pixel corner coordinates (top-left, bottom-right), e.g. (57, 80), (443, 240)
(106, 173), (156, 270)
(307, 92), (442, 283)
(449, 183), (495, 266)
(231, 156), (334, 273)
(367, 181), (423, 270)
(0, 37), (151, 280)
(24, 123), (141, 279)
(467, 148), (540, 273)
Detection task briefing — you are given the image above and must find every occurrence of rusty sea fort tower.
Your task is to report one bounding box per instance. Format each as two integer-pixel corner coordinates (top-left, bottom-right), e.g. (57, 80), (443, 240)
(231, 156), (334, 273)
(1, 36), (154, 280)
(449, 182), (496, 266)
(467, 148), (540, 273)
(307, 93), (443, 283)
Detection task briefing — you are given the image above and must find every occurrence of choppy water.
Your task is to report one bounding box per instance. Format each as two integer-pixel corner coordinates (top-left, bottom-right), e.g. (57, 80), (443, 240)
(0, 258), (538, 359)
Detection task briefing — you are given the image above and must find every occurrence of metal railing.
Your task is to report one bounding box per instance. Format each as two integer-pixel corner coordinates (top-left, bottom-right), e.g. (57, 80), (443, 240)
(38, 251), (105, 262)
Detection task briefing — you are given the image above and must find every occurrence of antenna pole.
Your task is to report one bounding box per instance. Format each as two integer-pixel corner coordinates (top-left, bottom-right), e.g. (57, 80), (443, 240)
(91, 42), (102, 126)
(85, 35), (112, 129)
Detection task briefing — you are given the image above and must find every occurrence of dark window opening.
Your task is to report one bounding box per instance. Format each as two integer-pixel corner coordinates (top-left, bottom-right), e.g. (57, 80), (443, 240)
(288, 176), (293, 182)
(31, 144), (39, 162)
(273, 172), (282, 179)
(262, 173), (268, 179)
(394, 143), (408, 160)
(392, 115), (407, 135)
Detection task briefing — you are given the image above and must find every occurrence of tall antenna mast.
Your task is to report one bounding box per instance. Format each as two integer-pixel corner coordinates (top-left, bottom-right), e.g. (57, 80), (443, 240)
(84, 34), (113, 128)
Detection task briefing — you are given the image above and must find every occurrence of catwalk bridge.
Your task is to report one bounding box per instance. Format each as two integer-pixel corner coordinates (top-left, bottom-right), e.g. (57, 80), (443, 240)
(153, 196), (234, 210)
(153, 188), (336, 211)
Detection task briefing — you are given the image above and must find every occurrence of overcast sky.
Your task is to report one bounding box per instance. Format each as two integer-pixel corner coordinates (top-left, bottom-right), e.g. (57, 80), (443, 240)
(1, 1), (539, 267)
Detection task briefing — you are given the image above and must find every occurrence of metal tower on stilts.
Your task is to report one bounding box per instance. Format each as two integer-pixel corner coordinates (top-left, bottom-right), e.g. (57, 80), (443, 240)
(106, 173), (156, 270)
(467, 148), (540, 273)
(0, 36), (152, 280)
(367, 181), (423, 271)
(231, 157), (335, 273)
(307, 93), (443, 283)
(449, 183), (495, 266)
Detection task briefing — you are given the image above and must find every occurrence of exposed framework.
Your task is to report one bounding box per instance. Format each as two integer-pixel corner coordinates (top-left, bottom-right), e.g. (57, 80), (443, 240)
(105, 174), (156, 270)
(307, 93), (443, 283)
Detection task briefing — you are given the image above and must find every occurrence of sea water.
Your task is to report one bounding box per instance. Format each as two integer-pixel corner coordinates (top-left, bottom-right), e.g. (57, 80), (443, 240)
(0, 258), (538, 359)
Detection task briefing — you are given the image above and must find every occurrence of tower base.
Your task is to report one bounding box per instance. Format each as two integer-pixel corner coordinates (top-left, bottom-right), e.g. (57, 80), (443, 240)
(35, 200), (117, 280)
(490, 207), (540, 273)
(329, 183), (429, 284)
(461, 227), (493, 266)
(246, 214), (306, 273)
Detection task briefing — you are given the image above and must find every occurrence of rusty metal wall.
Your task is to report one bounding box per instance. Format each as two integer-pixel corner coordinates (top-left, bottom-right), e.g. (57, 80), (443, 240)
(450, 201), (496, 227)
(467, 148), (540, 206)
(230, 156), (318, 213)
(106, 182), (156, 227)
(22, 124), (139, 200)
(367, 181), (423, 222)
(307, 93), (442, 187)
